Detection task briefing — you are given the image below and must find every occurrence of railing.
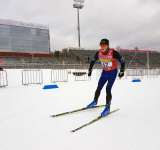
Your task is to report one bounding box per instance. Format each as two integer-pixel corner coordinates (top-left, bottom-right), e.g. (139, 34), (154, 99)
(74, 69), (91, 81)
(51, 69), (68, 83)
(1, 64), (160, 69)
(22, 70), (43, 86)
(0, 70), (8, 88)
(126, 69), (144, 79)
(0, 64), (98, 69)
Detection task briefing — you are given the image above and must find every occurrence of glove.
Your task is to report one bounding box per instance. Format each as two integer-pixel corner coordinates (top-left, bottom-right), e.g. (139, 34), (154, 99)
(88, 70), (92, 76)
(118, 70), (124, 78)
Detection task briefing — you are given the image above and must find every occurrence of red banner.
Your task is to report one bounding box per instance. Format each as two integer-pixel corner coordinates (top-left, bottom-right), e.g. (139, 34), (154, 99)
(0, 59), (2, 64)
(151, 51), (157, 53)
(120, 49), (129, 52)
(120, 49), (157, 53)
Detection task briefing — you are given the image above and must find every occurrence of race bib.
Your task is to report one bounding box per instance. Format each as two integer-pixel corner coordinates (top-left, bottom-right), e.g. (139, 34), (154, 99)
(101, 62), (113, 68)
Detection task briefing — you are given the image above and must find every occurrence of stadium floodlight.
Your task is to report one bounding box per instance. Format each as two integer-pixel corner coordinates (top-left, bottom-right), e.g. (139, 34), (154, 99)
(73, 0), (84, 3)
(73, 0), (85, 47)
(73, 4), (84, 9)
(147, 51), (149, 69)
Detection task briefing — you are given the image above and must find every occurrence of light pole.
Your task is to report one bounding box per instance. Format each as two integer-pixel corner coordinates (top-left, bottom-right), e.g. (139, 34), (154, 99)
(73, 0), (84, 47)
(147, 49), (149, 69)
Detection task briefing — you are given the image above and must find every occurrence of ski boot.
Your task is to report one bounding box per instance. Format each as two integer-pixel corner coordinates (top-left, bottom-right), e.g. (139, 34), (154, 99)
(101, 104), (110, 116)
(87, 99), (97, 108)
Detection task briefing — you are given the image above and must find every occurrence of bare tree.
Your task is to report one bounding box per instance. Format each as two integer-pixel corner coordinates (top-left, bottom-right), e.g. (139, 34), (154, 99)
(134, 46), (139, 50)
(115, 46), (121, 51)
(53, 50), (61, 57)
(50, 51), (54, 57)
(62, 48), (70, 57)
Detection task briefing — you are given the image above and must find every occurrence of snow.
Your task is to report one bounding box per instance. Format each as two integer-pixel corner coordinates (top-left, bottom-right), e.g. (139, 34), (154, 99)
(0, 69), (160, 150)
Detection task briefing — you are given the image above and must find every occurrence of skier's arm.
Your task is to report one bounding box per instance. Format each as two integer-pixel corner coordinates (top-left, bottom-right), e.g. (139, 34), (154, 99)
(113, 50), (125, 71)
(89, 51), (99, 71)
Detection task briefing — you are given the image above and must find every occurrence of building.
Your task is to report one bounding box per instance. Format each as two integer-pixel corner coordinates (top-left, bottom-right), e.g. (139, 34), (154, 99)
(0, 19), (50, 57)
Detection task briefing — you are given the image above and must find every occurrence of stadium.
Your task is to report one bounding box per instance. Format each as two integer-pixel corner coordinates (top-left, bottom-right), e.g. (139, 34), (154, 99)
(0, 19), (159, 69)
(0, 19), (50, 57)
(0, 18), (160, 70)
(1, 18), (160, 150)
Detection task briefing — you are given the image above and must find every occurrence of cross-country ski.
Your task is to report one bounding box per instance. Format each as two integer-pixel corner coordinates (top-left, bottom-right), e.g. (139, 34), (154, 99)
(50, 105), (106, 117)
(71, 109), (119, 132)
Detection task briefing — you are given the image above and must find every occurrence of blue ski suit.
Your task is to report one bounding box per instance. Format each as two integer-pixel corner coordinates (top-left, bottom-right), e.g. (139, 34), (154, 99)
(89, 49), (125, 104)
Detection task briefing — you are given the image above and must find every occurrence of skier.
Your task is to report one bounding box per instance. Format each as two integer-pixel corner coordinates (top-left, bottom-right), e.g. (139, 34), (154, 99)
(87, 38), (125, 116)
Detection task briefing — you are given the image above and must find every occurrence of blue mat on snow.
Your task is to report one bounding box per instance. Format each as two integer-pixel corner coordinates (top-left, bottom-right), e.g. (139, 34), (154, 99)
(43, 85), (59, 90)
(132, 79), (141, 82)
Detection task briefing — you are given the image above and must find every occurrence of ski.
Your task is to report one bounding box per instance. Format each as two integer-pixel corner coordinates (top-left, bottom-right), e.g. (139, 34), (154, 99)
(50, 105), (106, 117)
(71, 109), (119, 132)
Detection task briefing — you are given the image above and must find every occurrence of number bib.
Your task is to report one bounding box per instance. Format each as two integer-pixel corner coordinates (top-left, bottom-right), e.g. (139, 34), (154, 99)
(98, 48), (117, 71)
(101, 62), (113, 68)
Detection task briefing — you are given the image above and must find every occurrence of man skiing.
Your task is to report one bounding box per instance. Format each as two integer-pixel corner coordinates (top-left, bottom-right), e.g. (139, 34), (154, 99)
(87, 38), (125, 116)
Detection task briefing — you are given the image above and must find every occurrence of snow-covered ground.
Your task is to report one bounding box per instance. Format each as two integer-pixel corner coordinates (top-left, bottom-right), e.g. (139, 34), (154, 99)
(0, 69), (160, 150)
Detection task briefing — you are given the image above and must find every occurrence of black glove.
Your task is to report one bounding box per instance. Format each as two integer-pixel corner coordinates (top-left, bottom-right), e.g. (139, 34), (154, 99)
(118, 70), (124, 78)
(88, 70), (92, 76)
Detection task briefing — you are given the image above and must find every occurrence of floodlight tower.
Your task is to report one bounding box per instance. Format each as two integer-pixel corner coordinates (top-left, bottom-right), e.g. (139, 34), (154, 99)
(147, 48), (149, 69)
(73, 0), (84, 47)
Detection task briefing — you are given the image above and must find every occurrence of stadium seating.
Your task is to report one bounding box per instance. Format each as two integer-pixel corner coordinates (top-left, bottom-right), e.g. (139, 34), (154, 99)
(0, 56), (79, 65)
(69, 48), (160, 69)
(1, 49), (160, 69)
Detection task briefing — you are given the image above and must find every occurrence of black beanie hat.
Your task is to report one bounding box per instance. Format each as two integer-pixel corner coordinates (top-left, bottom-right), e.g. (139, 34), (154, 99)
(99, 39), (109, 46)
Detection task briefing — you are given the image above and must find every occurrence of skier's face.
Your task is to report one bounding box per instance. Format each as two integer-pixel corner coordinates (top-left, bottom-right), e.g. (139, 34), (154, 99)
(100, 44), (108, 53)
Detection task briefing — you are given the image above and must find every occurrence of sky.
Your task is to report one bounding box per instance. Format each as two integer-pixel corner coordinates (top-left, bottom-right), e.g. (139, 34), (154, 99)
(0, 0), (160, 51)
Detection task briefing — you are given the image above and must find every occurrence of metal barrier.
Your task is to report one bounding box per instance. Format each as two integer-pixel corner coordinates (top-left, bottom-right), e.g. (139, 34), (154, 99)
(51, 69), (68, 83)
(126, 69), (144, 79)
(74, 69), (91, 81)
(146, 69), (159, 78)
(0, 70), (8, 88)
(158, 69), (160, 75)
(1, 64), (160, 70)
(22, 70), (43, 86)
(0, 64), (99, 69)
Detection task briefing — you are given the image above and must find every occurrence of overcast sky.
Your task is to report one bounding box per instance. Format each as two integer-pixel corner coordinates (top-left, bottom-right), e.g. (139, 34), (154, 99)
(0, 0), (160, 51)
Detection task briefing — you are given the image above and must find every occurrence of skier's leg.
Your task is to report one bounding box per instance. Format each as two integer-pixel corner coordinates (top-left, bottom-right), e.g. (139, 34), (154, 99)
(101, 76), (116, 116)
(87, 73), (108, 108)
(101, 70), (117, 116)
(94, 74), (108, 102)
(106, 71), (117, 104)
